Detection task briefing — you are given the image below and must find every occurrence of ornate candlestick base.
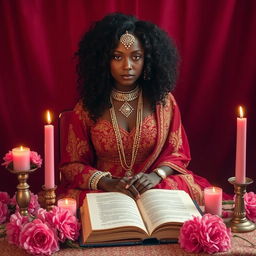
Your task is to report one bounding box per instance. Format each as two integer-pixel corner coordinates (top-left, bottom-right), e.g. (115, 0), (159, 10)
(227, 177), (256, 232)
(42, 185), (57, 211)
(8, 168), (37, 216)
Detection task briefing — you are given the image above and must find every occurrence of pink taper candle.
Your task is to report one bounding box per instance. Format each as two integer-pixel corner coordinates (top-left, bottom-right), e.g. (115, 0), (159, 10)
(12, 146), (30, 171)
(44, 110), (55, 189)
(235, 106), (247, 184)
(204, 187), (222, 216)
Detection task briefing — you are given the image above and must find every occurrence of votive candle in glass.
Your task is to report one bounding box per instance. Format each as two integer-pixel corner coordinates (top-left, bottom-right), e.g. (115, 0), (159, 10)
(204, 187), (222, 216)
(57, 198), (77, 216)
(12, 146), (30, 171)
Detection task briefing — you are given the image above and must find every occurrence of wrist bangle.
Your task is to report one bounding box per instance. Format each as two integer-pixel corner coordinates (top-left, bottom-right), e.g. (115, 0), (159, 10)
(153, 168), (167, 180)
(89, 171), (112, 190)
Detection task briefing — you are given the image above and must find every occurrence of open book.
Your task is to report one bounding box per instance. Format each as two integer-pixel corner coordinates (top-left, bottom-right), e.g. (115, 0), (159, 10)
(80, 189), (201, 246)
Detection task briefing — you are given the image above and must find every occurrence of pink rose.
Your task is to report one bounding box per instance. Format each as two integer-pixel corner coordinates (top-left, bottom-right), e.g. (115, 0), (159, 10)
(30, 151), (42, 168)
(199, 214), (231, 254)
(179, 214), (231, 254)
(0, 191), (10, 204)
(0, 201), (8, 224)
(19, 219), (59, 255)
(35, 207), (47, 222)
(6, 212), (29, 246)
(2, 151), (13, 167)
(244, 192), (256, 222)
(179, 215), (203, 253)
(45, 206), (80, 242)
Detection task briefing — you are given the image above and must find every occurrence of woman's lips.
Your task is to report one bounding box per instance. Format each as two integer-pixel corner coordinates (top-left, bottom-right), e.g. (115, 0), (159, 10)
(121, 74), (134, 79)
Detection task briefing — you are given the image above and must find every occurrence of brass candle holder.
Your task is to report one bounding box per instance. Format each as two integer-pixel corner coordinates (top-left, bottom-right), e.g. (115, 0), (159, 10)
(42, 185), (57, 211)
(227, 177), (256, 232)
(8, 167), (37, 216)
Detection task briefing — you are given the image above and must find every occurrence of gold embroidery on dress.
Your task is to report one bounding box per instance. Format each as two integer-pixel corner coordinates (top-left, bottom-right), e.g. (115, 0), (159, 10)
(169, 127), (182, 152)
(161, 161), (187, 174)
(66, 124), (89, 161)
(60, 163), (84, 183)
(165, 177), (178, 189)
(181, 174), (203, 205)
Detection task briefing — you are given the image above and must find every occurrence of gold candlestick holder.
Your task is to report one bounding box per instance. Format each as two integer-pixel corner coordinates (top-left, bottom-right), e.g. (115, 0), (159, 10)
(42, 185), (57, 211)
(227, 177), (256, 232)
(8, 167), (37, 216)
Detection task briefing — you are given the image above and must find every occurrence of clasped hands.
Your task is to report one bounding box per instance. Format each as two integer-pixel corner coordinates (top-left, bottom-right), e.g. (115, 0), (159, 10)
(98, 172), (162, 200)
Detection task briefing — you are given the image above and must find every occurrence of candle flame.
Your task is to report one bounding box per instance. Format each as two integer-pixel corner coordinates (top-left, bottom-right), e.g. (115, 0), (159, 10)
(65, 199), (68, 205)
(238, 106), (244, 118)
(212, 187), (216, 192)
(20, 146), (24, 151)
(46, 110), (52, 124)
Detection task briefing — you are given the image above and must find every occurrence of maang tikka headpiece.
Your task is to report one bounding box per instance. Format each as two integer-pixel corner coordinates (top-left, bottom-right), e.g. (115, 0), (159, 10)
(120, 31), (135, 49)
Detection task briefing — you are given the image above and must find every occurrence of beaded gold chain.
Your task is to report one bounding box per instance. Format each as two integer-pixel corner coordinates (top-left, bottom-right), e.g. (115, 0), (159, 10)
(109, 91), (143, 177)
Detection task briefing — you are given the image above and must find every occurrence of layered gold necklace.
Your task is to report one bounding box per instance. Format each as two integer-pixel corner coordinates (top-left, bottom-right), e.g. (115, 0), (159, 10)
(111, 86), (140, 118)
(110, 90), (143, 177)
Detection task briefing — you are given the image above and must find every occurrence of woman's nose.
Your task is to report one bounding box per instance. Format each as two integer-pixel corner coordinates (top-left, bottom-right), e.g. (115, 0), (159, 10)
(123, 58), (132, 70)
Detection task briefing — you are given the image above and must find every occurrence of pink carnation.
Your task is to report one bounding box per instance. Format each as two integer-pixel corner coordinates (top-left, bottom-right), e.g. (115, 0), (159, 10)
(199, 214), (231, 254)
(0, 201), (8, 224)
(19, 219), (59, 255)
(45, 206), (80, 242)
(6, 212), (29, 246)
(30, 151), (42, 168)
(179, 214), (231, 254)
(179, 215), (204, 253)
(244, 192), (256, 222)
(0, 191), (10, 204)
(2, 151), (13, 167)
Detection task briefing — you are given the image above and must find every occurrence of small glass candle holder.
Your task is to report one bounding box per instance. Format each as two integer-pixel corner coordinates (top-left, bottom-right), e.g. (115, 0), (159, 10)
(57, 198), (77, 216)
(204, 187), (222, 216)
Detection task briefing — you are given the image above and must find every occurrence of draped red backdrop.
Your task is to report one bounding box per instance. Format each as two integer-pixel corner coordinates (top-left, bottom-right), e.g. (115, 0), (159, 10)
(0, 0), (255, 196)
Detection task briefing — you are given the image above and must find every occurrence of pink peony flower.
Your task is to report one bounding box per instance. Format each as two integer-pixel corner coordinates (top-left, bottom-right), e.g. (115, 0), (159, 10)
(6, 212), (29, 246)
(30, 151), (42, 168)
(0, 191), (10, 204)
(19, 218), (59, 255)
(244, 192), (256, 222)
(179, 214), (231, 254)
(0, 201), (8, 224)
(45, 206), (80, 242)
(199, 214), (232, 254)
(179, 215), (204, 253)
(1, 151), (13, 167)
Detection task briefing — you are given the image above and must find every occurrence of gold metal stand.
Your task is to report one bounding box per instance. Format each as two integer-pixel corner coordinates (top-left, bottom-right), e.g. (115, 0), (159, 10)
(227, 177), (256, 232)
(42, 185), (57, 211)
(8, 168), (37, 216)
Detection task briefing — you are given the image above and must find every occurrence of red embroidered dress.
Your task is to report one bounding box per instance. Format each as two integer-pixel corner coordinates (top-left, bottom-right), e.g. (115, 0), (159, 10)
(58, 93), (212, 206)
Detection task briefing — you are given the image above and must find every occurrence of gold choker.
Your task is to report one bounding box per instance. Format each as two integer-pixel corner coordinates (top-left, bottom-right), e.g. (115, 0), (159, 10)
(111, 86), (139, 102)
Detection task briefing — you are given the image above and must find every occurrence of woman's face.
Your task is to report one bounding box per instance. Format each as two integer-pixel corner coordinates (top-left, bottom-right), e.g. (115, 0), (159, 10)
(110, 36), (144, 91)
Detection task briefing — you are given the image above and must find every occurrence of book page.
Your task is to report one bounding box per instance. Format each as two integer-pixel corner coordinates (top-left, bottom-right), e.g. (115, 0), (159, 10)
(137, 189), (201, 235)
(87, 192), (147, 232)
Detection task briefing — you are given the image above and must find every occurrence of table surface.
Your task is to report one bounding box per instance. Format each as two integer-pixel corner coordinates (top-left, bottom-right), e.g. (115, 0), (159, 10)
(1, 229), (256, 256)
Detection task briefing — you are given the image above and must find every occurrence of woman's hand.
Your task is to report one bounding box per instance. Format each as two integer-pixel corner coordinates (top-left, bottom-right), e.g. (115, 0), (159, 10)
(126, 172), (162, 196)
(97, 176), (141, 200)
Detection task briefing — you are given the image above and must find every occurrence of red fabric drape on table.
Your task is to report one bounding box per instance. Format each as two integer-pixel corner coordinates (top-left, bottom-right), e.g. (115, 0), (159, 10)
(0, 0), (255, 195)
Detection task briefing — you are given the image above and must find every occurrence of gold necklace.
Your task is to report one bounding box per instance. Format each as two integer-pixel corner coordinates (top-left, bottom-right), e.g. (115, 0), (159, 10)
(110, 91), (143, 177)
(111, 86), (139, 118)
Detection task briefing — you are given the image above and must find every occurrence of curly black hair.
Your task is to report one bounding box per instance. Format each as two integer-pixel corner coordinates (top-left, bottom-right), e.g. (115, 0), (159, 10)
(76, 13), (179, 121)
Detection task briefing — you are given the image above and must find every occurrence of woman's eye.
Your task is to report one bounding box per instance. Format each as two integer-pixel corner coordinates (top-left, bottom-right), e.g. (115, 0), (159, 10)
(133, 55), (142, 61)
(112, 55), (122, 60)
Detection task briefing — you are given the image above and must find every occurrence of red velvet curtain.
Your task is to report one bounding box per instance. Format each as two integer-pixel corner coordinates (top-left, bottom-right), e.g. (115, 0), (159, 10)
(0, 0), (255, 195)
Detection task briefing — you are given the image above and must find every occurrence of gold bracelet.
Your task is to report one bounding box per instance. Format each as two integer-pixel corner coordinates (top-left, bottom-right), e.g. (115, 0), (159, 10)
(90, 171), (112, 190)
(88, 171), (102, 190)
(92, 172), (112, 190)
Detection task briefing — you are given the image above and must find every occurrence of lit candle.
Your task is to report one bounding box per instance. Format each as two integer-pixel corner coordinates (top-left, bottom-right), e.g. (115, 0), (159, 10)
(57, 198), (77, 216)
(44, 110), (55, 189)
(235, 106), (247, 184)
(12, 146), (30, 171)
(204, 187), (222, 216)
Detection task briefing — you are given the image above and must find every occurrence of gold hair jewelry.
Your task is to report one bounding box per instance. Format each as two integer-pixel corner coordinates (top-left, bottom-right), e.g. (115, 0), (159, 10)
(111, 86), (139, 118)
(120, 31), (135, 49)
(110, 91), (143, 177)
